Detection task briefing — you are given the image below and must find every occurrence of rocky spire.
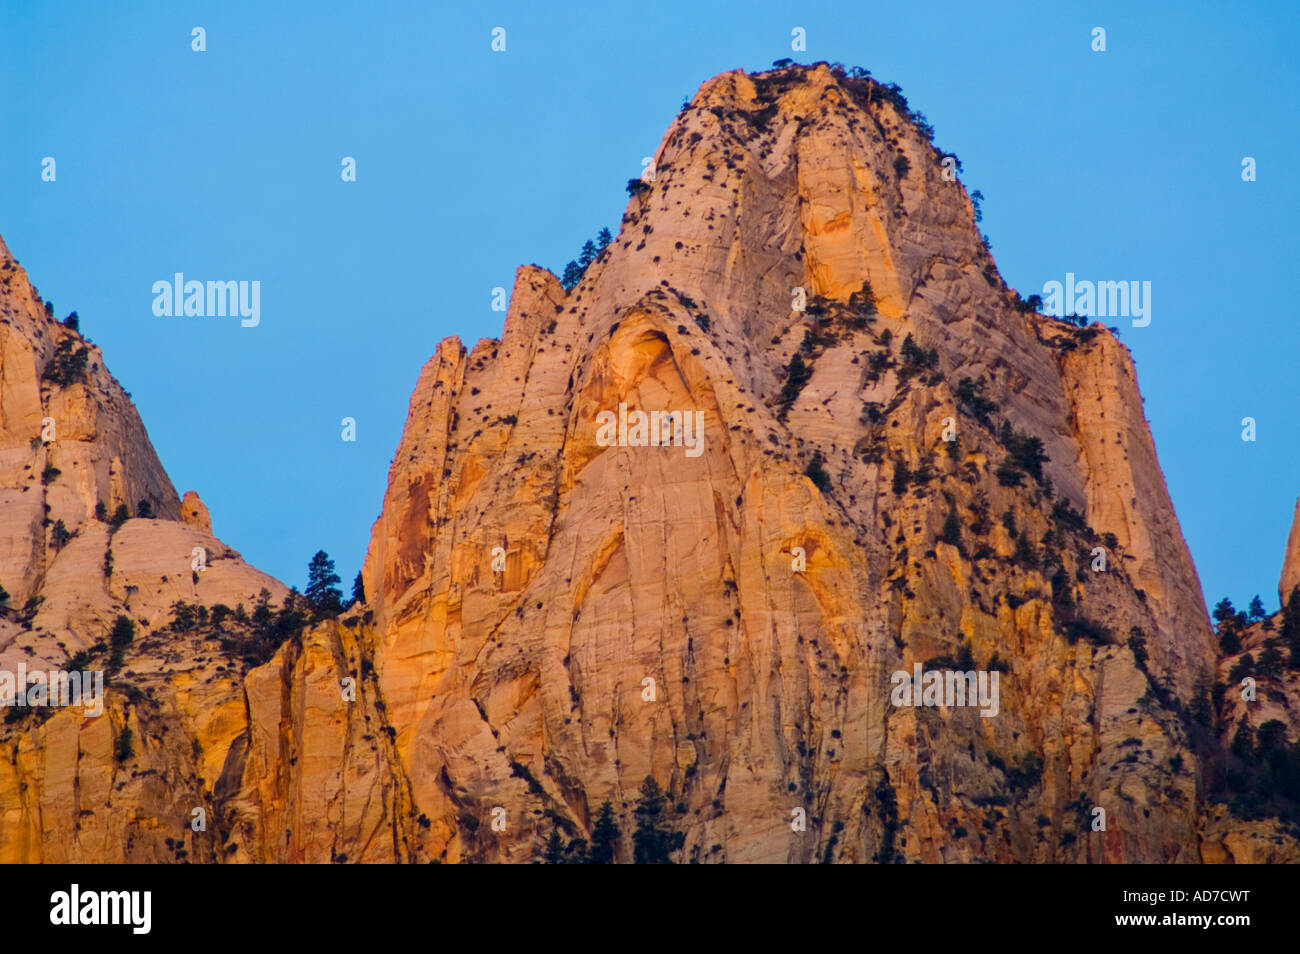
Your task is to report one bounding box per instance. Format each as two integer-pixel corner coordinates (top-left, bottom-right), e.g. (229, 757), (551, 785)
(0, 64), (1293, 864)
(1280, 495), (1300, 606)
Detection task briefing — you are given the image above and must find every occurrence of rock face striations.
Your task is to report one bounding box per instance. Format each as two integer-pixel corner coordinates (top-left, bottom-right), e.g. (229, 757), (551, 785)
(0, 235), (293, 862)
(1280, 496), (1300, 607)
(1, 64), (1296, 863)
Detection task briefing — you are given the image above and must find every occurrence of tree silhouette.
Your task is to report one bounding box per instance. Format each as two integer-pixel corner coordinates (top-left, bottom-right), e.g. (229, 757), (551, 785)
(51, 520), (71, 550)
(632, 776), (684, 863)
(779, 352), (812, 415)
(1215, 597), (1243, 654)
(306, 551), (343, 616)
(110, 615), (135, 649)
(544, 828), (565, 864)
(588, 800), (620, 864)
(109, 614), (135, 668)
(941, 507), (962, 546)
(110, 504), (130, 530)
(561, 261), (584, 291)
(1248, 595), (1267, 621)
(1214, 597), (1238, 626)
(804, 451), (831, 492)
(1230, 716), (1254, 760)
(564, 837), (588, 864)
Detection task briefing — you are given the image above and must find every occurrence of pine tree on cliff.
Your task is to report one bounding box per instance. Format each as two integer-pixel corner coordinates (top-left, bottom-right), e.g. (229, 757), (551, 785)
(632, 776), (684, 863)
(561, 260), (584, 291)
(110, 503), (130, 530)
(564, 837), (589, 863)
(1230, 716), (1254, 760)
(306, 550), (343, 617)
(109, 614), (135, 668)
(543, 828), (565, 864)
(351, 571), (365, 607)
(1214, 597), (1243, 655)
(779, 352), (812, 416)
(588, 800), (620, 864)
(1248, 594), (1267, 621)
(941, 507), (962, 546)
(804, 451), (831, 492)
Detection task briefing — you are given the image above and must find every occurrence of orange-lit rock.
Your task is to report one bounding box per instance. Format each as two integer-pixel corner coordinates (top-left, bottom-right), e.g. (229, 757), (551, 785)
(1280, 494), (1300, 606)
(2, 65), (1296, 864)
(181, 490), (212, 534)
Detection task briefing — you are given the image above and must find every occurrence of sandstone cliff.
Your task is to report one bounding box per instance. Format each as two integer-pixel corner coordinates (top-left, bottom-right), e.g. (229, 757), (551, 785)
(352, 64), (1289, 862)
(1280, 496), (1300, 607)
(0, 236), (291, 861)
(2, 63), (1296, 863)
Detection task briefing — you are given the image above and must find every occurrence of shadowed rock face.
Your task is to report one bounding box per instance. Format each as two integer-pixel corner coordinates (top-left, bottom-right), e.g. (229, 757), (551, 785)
(1, 64), (1295, 863)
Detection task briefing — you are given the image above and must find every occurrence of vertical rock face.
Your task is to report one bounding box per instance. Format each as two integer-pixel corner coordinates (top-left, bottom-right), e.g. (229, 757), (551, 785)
(1057, 331), (1212, 698)
(0, 235), (294, 862)
(1, 64), (1295, 864)
(351, 64), (1262, 863)
(1, 236), (180, 610)
(1280, 496), (1300, 606)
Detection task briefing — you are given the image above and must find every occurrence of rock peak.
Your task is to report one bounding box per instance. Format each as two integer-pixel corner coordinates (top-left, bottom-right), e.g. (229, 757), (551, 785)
(1280, 494), (1300, 605)
(181, 490), (213, 534)
(2, 63), (1295, 865)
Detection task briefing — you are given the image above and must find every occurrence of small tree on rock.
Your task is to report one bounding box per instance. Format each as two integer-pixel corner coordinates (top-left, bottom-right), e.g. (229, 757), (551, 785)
(1248, 595), (1267, 621)
(561, 261), (584, 291)
(544, 828), (565, 864)
(306, 551), (343, 617)
(632, 776), (684, 863)
(805, 452), (831, 492)
(589, 800), (620, 864)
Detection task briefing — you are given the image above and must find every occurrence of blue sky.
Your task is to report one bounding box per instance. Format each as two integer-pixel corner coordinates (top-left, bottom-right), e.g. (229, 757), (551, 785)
(3, 1), (1296, 611)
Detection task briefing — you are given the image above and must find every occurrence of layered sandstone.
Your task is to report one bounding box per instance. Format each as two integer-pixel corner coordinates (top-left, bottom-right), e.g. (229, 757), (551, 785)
(0, 235), (291, 862)
(1, 238), (179, 610)
(2, 64), (1296, 864)
(349, 65), (1246, 863)
(1280, 495), (1300, 606)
